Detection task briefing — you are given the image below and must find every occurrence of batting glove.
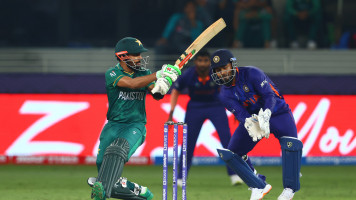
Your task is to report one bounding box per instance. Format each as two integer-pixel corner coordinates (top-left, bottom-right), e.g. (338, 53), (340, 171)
(156, 64), (181, 84)
(151, 77), (171, 95)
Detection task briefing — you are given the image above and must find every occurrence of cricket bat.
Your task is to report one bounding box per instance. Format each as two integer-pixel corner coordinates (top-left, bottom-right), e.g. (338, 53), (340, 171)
(175, 18), (226, 69)
(152, 18), (226, 95)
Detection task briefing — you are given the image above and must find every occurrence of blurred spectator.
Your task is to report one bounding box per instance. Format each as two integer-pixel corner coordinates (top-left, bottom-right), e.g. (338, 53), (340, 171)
(195, 0), (214, 28)
(155, 1), (204, 54)
(266, 0), (278, 48)
(232, 0), (273, 48)
(215, 0), (237, 47)
(284, 0), (322, 49)
(332, 29), (356, 49)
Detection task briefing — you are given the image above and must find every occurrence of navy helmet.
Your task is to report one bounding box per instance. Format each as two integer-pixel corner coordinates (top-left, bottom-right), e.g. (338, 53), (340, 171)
(210, 49), (237, 85)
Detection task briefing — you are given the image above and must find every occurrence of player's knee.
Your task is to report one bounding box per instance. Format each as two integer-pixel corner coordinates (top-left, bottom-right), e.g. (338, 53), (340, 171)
(105, 138), (130, 162)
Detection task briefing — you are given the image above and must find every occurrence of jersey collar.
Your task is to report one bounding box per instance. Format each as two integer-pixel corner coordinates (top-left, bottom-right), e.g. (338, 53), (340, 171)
(116, 63), (135, 76)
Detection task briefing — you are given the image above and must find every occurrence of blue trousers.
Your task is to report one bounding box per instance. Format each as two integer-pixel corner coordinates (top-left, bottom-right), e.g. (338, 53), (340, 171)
(178, 101), (235, 179)
(228, 111), (298, 171)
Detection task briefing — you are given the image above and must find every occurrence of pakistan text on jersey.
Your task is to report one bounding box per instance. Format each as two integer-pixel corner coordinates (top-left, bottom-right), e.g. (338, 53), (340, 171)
(118, 91), (145, 101)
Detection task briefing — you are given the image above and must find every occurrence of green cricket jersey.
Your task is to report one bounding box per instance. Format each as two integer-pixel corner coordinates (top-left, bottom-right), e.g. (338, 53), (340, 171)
(105, 63), (154, 123)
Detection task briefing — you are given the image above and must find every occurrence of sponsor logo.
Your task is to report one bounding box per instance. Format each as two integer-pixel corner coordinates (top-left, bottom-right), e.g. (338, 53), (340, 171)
(261, 79), (267, 87)
(234, 92), (239, 100)
(110, 71), (116, 77)
(1, 94), (356, 161)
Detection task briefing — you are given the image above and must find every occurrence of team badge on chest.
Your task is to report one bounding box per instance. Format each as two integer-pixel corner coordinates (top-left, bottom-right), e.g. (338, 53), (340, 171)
(243, 84), (250, 92)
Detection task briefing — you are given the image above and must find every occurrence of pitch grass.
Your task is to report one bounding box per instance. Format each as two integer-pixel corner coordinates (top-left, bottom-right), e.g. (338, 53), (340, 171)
(0, 165), (355, 200)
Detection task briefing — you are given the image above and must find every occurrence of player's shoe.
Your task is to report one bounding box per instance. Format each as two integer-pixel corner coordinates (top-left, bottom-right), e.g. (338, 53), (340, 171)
(138, 186), (154, 200)
(91, 181), (106, 200)
(88, 177), (96, 187)
(249, 184), (272, 200)
(278, 188), (294, 200)
(230, 174), (244, 185)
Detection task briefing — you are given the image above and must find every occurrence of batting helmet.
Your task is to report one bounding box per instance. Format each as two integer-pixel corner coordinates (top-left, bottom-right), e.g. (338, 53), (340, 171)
(210, 49), (237, 85)
(114, 37), (149, 71)
(115, 37), (148, 54)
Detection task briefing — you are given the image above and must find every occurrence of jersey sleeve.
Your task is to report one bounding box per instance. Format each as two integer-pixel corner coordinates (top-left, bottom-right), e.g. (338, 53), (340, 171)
(219, 92), (251, 124)
(248, 67), (276, 112)
(173, 70), (188, 91)
(105, 68), (125, 87)
(145, 69), (155, 88)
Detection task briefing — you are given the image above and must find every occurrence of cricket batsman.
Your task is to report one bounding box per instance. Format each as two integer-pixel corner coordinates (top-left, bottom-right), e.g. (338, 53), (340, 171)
(210, 49), (303, 200)
(87, 37), (181, 200)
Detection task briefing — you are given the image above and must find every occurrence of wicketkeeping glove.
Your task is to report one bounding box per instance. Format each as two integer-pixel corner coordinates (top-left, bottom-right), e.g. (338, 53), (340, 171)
(244, 114), (264, 142)
(257, 108), (271, 137)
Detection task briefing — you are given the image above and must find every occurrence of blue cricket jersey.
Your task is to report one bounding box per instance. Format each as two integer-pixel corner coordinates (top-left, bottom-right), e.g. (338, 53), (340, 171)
(174, 66), (220, 103)
(219, 66), (290, 124)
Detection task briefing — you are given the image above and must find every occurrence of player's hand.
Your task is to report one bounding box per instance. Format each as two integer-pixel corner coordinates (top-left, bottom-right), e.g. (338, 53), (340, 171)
(257, 108), (271, 138)
(244, 114), (264, 142)
(156, 64), (181, 84)
(151, 77), (171, 95)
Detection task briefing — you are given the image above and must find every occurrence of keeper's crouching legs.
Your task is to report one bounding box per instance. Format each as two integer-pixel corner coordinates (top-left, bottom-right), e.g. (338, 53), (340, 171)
(280, 136), (303, 192)
(217, 148), (272, 200)
(217, 148), (266, 188)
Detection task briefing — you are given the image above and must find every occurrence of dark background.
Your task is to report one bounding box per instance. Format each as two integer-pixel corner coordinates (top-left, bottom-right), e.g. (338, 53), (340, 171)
(1, 0), (356, 48)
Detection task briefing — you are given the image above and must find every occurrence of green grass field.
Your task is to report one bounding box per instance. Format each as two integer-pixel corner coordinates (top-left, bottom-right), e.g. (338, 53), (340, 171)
(0, 165), (355, 200)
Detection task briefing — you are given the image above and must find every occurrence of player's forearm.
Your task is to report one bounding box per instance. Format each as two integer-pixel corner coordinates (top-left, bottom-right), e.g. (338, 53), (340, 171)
(119, 73), (157, 89)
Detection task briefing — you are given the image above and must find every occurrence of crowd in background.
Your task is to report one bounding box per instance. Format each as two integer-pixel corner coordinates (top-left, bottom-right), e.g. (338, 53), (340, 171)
(1, 0), (356, 51)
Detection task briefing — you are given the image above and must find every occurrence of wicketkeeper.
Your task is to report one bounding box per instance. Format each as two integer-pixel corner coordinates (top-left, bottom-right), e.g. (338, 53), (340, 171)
(210, 49), (303, 200)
